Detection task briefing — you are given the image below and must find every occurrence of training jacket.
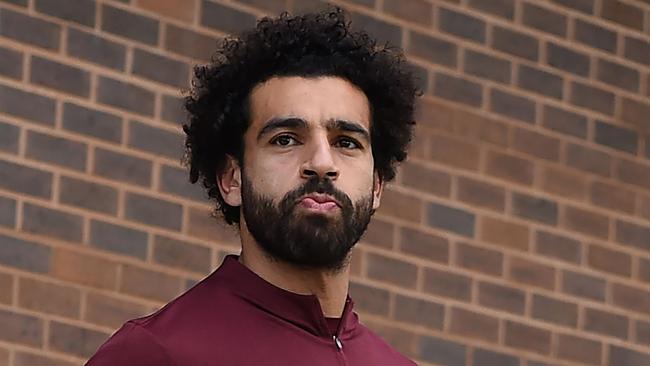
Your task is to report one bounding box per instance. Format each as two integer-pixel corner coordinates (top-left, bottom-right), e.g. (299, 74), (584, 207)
(85, 255), (416, 366)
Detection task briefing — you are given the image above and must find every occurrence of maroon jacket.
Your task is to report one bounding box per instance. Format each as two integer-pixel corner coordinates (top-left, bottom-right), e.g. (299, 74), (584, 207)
(86, 255), (416, 365)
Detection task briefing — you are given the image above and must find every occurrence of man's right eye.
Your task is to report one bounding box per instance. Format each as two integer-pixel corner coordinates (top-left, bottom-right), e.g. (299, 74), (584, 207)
(271, 135), (299, 146)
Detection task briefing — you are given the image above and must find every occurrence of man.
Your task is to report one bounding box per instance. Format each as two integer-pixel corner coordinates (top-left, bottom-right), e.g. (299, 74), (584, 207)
(86, 7), (418, 365)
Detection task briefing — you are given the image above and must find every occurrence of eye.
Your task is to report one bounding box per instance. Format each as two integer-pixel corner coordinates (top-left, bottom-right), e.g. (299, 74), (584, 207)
(336, 137), (360, 150)
(271, 134), (299, 147)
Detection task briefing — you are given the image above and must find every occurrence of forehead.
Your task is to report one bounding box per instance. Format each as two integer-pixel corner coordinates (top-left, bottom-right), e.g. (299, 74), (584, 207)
(247, 76), (371, 130)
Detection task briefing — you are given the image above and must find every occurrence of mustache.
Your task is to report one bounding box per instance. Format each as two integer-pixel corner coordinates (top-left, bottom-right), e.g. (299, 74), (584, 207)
(281, 177), (353, 210)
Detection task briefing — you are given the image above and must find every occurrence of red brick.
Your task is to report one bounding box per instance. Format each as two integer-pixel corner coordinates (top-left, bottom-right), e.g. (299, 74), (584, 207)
(556, 334), (602, 365)
(562, 205), (609, 239)
(562, 270), (606, 302)
(480, 216), (529, 251)
(423, 268), (472, 301)
(511, 192), (558, 226)
(378, 188), (422, 223)
(84, 292), (148, 329)
(511, 128), (561, 161)
(467, 0), (514, 19)
(531, 294), (578, 327)
(508, 256), (555, 290)
(428, 133), (481, 171)
(0, 272), (12, 305)
(362, 218), (394, 249)
(617, 158), (650, 192)
(637, 319), (650, 345)
(51, 249), (118, 290)
(426, 202), (475, 237)
(640, 258), (650, 284)
(522, 3), (567, 37)
(0, 8), (60, 50)
(187, 207), (239, 245)
(393, 294), (444, 330)
(408, 31), (457, 68)
(587, 244), (631, 277)
(399, 227), (449, 263)
(504, 320), (551, 355)
(137, 0), (195, 23)
(18, 277), (81, 318)
(153, 235), (211, 273)
(364, 321), (418, 359)
(200, 0), (256, 34)
(489, 88), (536, 124)
(366, 253), (418, 288)
(383, 0), (431, 26)
(400, 162), (451, 197)
(449, 307), (499, 343)
(349, 282), (390, 316)
(492, 26), (539, 61)
(583, 307), (629, 340)
(612, 283), (650, 316)
(13, 352), (76, 366)
(120, 264), (184, 302)
(485, 150), (535, 186)
(0, 308), (43, 347)
(540, 165), (588, 200)
(164, 24), (216, 61)
(478, 281), (525, 315)
(433, 72), (483, 107)
(101, 4), (159, 46)
(535, 230), (582, 264)
(455, 242), (502, 276)
(566, 143), (613, 177)
(456, 176), (505, 212)
(609, 345), (650, 366)
(600, 0), (643, 30)
(438, 7), (486, 44)
(49, 321), (108, 358)
(574, 19), (617, 53)
(590, 180), (636, 214)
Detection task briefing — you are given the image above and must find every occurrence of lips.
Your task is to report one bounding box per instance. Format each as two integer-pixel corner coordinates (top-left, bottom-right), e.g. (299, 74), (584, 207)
(298, 194), (341, 212)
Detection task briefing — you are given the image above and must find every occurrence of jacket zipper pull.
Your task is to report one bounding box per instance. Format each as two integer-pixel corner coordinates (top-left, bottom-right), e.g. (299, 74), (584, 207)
(333, 335), (343, 351)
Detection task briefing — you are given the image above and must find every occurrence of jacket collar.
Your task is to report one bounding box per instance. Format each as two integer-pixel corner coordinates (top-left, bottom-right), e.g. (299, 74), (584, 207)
(215, 255), (358, 339)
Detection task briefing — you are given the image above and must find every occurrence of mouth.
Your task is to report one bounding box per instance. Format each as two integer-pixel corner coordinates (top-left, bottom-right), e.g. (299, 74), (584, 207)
(297, 194), (341, 213)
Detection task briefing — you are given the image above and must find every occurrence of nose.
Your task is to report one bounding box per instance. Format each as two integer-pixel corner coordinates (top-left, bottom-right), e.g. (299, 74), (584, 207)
(300, 136), (339, 180)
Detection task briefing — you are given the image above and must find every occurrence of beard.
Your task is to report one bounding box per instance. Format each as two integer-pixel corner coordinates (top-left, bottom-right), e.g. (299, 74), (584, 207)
(241, 173), (375, 273)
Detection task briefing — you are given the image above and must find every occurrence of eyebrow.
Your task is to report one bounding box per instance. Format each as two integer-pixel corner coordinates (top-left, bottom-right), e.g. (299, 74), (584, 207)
(257, 117), (370, 142)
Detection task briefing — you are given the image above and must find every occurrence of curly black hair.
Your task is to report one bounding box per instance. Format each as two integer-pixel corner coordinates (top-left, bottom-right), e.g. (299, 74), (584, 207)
(183, 7), (419, 225)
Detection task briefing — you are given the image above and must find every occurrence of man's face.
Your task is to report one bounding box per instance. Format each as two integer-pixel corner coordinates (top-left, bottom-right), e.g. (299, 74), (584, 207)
(238, 76), (382, 271)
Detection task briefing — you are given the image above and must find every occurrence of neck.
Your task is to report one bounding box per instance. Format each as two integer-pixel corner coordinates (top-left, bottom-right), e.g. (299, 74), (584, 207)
(238, 226), (350, 318)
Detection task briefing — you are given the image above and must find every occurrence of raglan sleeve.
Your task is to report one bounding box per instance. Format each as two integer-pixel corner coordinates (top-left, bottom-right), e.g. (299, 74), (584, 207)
(85, 322), (174, 366)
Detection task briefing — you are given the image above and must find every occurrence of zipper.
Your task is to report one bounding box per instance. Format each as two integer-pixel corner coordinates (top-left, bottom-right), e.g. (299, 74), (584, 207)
(333, 335), (343, 351)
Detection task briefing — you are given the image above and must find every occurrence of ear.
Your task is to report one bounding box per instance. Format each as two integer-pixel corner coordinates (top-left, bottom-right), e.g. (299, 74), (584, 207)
(217, 155), (242, 207)
(372, 171), (383, 210)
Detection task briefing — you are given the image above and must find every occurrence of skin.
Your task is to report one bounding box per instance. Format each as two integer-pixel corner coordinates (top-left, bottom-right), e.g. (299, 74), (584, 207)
(217, 76), (383, 317)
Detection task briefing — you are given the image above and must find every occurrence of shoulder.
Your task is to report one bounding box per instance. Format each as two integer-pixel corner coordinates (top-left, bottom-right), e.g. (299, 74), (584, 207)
(85, 321), (174, 366)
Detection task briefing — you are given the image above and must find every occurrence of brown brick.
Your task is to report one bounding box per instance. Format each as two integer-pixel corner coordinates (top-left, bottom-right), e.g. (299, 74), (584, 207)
(0, 121), (19, 155)
(556, 334), (601, 365)
(0, 272), (12, 305)
(641, 195), (650, 221)
(22, 203), (83, 243)
(511, 128), (560, 162)
(97, 76), (155, 116)
(449, 307), (498, 343)
(161, 94), (185, 125)
(187, 207), (239, 244)
(531, 294), (578, 327)
(138, 0), (195, 22)
(237, 0), (288, 12)
(546, 42), (590, 77)
(550, 0), (594, 14)
(570, 81), (615, 115)
(467, 0), (514, 19)
(625, 36), (650, 65)
(612, 283), (650, 316)
(62, 102), (122, 144)
(512, 192), (559, 226)
(132, 49), (189, 88)
(0, 84), (56, 126)
(640, 258), (650, 283)
(84, 292), (148, 328)
(49, 321), (108, 358)
(367, 253), (418, 288)
(574, 19), (617, 53)
(14, 351), (76, 366)
(617, 158), (650, 192)
(423, 268), (471, 301)
(621, 97), (650, 136)
(504, 320), (551, 355)
(588, 244), (631, 277)
(408, 31), (457, 67)
(600, 0), (643, 30)
(0, 234), (51, 274)
(584, 307), (629, 339)
(609, 345), (650, 366)
(433, 72), (483, 107)
(597, 58), (640, 92)
(101, 4), (159, 45)
(428, 134), (480, 171)
(566, 143), (612, 177)
(125, 192), (183, 230)
(0, 195), (15, 229)
(542, 105), (588, 139)
(0, 308), (43, 347)
(463, 49), (511, 84)
(51, 248), (118, 290)
(522, 3), (568, 36)
(637, 320), (650, 345)
(383, 0), (431, 26)
(93, 147), (152, 187)
(67, 28), (126, 71)
(540, 165), (588, 199)
(489, 88), (536, 124)
(509, 256), (555, 290)
(153, 235), (211, 273)
(0, 159), (52, 199)
(0, 347), (6, 366)
(480, 216), (529, 251)
(427, 202), (475, 237)
(492, 26), (539, 61)
(456, 176), (505, 212)
(398, 227), (449, 263)
(26, 131), (87, 171)
(393, 294), (444, 330)
(364, 321), (417, 358)
(563, 206), (609, 239)
(486, 150), (535, 186)
(18, 277), (81, 318)
(438, 7), (486, 43)
(59, 176), (118, 215)
(200, 0), (256, 34)
(562, 270), (606, 301)
(349, 11), (402, 47)
(517, 64), (564, 99)
(535, 230), (582, 264)
(478, 281), (525, 315)
(473, 349), (518, 366)
(456, 242), (502, 276)
(591, 181), (636, 214)
(378, 188), (422, 223)
(128, 120), (183, 159)
(0, 45), (22, 80)
(35, 0), (94, 26)
(164, 24), (217, 61)
(362, 218), (394, 249)
(349, 282), (390, 316)
(400, 162), (451, 197)
(449, 108), (510, 147)
(0, 8), (60, 50)
(120, 264), (183, 302)
(89, 219), (148, 260)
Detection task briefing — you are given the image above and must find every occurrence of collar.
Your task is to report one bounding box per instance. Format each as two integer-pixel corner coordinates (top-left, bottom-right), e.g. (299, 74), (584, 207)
(214, 255), (358, 339)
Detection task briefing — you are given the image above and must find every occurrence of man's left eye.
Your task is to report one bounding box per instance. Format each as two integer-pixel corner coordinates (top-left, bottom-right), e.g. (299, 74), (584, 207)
(336, 138), (359, 149)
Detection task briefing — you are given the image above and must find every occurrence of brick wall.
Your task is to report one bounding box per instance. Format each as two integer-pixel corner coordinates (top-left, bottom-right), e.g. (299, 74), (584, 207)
(0, 0), (649, 365)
